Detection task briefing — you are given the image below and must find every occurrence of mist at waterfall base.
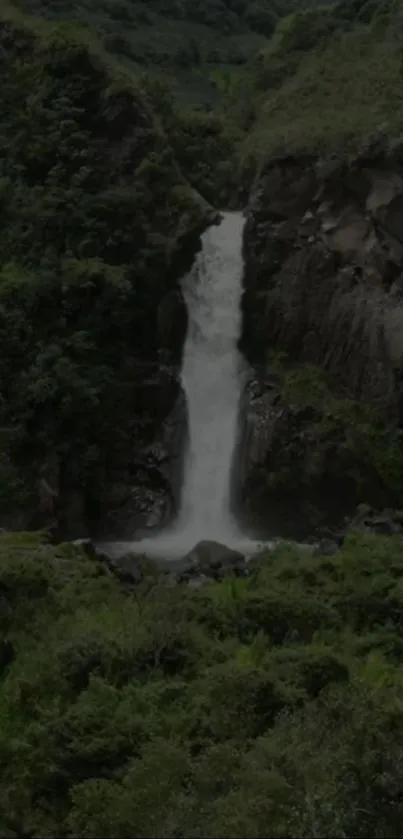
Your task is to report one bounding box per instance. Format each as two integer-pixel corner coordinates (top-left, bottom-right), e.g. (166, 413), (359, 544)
(107, 212), (269, 560)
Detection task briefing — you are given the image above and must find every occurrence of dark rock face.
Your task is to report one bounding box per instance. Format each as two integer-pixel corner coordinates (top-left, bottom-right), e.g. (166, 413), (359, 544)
(29, 362), (189, 542)
(314, 505), (403, 553)
(241, 152), (403, 423)
(157, 289), (188, 364)
(179, 540), (247, 581)
(313, 539), (340, 558)
(94, 364), (188, 541)
(90, 539), (251, 588)
(344, 504), (403, 538)
(0, 638), (14, 675)
(234, 371), (399, 540)
(237, 150), (403, 537)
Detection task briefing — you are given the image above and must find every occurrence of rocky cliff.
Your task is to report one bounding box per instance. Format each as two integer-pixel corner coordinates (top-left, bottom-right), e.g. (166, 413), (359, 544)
(238, 146), (403, 537)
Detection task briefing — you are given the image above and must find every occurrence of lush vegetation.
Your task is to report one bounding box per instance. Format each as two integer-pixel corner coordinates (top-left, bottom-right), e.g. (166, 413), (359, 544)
(278, 362), (403, 502)
(12, 0), (330, 103)
(0, 6), (213, 531)
(234, 0), (403, 166)
(3, 4), (403, 836)
(3, 529), (403, 836)
(239, 359), (403, 538)
(139, 75), (240, 205)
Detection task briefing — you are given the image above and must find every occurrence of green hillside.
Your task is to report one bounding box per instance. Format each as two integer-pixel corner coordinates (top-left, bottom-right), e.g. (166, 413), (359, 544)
(3, 2), (403, 838)
(13, 0), (332, 102)
(235, 0), (403, 167)
(0, 5), (213, 530)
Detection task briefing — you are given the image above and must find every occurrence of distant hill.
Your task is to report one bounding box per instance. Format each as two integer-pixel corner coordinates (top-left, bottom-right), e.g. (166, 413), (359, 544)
(233, 0), (403, 167)
(12, 0), (334, 103)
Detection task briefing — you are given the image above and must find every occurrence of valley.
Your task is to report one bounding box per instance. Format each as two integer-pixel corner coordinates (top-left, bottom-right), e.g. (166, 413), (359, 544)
(2, 1), (403, 836)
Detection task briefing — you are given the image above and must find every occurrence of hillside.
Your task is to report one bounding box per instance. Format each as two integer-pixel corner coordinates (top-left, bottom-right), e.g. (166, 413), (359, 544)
(0, 5), (214, 539)
(3, 2), (403, 837)
(235, 0), (403, 166)
(13, 0), (331, 103)
(238, 0), (403, 536)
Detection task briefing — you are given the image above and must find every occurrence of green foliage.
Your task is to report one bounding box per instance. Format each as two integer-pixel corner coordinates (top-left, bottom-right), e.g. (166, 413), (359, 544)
(234, 0), (403, 166)
(10, 0), (332, 104)
(3, 530), (403, 835)
(0, 12), (208, 528)
(281, 364), (403, 498)
(141, 75), (240, 203)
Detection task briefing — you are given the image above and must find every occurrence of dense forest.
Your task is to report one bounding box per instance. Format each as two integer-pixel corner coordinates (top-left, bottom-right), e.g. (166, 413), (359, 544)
(10, 0), (332, 101)
(4, 529), (403, 837)
(2, 0), (403, 836)
(236, 0), (403, 165)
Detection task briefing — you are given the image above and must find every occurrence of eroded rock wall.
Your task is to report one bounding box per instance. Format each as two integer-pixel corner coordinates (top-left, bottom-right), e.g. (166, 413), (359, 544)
(237, 149), (403, 538)
(241, 151), (403, 421)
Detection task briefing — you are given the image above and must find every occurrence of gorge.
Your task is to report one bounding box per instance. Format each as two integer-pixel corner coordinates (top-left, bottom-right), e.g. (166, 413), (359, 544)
(107, 211), (266, 560)
(5, 2), (403, 838)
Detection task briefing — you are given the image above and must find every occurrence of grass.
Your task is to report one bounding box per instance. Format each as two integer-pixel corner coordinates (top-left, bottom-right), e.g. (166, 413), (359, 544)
(237, 1), (403, 166)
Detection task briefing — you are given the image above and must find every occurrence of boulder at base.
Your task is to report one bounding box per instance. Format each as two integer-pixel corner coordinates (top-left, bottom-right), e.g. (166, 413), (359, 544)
(180, 540), (247, 581)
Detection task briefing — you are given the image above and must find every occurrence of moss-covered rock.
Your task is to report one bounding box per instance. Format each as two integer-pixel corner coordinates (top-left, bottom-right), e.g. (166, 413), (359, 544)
(236, 363), (403, 539)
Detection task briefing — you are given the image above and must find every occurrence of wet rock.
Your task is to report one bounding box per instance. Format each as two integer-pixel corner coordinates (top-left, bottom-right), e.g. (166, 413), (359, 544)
(97, 366), (187, 540)
(180, 540), (247, 581)
(233, 371), (395, 541)
(73, 538), (98, 559)
(0, 638), (14, 674)
(76, 540), (161, 586)
(241, 152), (403, 423)
(108, 554), (144, 585)
(187, 573), (210, 589)
(157, 289), (188, 364)
(103, 481), (174, 540)
(104, 552), (161, 586)
(343, 505), (403, 538)
(313, 538), (340, 557)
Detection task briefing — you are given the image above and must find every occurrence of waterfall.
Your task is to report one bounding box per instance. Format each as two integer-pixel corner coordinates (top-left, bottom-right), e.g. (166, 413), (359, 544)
(174, 210), (246, 542)
(105, 211), (262, 559)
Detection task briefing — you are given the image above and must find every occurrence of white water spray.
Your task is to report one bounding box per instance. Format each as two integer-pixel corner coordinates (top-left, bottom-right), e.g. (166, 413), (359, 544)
(105, 212), (266, 559)
(174, 211), (246, 542)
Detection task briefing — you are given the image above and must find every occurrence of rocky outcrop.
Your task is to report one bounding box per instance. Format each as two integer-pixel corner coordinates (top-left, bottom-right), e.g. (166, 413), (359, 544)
(344, 503), (403, 538)
(89, 538), (252, 589)
(235, 371), (399, 539)
(179, 540), (247, 581)
(241, 148), (403, 423)
(237, 147), (403, 536)
(96, 363), (188, 540)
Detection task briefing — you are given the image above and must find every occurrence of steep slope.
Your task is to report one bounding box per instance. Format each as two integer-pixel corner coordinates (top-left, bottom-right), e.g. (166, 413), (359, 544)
(237, 0), (403, 537)
(0, 7), (211, 539)
(13, 0), (334, 102)
(239, 0), (403, 164)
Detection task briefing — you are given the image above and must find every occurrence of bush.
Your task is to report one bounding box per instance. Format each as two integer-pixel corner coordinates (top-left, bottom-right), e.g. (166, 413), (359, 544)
(3, 531), (403, 835)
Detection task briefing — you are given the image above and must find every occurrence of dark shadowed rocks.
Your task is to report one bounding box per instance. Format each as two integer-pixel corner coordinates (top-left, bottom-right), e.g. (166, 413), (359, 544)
(179, 540), (247, 581)
(241, 151), (403, 423)
(238, 149), (403, 536)
(234, 370), (399, 540)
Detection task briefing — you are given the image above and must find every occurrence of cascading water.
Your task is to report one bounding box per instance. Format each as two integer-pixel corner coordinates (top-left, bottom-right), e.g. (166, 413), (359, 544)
(106, 211), (263, 559)
(173, 210), (246, 543)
